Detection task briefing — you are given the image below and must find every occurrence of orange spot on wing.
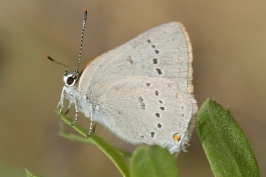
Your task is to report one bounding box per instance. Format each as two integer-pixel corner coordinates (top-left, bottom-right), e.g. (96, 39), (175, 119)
(173, 133), (181, 141)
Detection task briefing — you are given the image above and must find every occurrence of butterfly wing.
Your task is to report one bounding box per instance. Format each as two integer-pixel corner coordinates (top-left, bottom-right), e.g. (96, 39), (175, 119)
(77, 22), (197, 153)
(79, 22), (193, 93)
(85, 76), (197, 153)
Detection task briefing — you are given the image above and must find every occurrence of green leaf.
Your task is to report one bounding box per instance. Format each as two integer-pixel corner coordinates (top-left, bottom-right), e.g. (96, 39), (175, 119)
(130, 146), (178, 177)
(25, 168), (42, 177)
(197, 99), (260, 177)
(56, 108), (130, 177)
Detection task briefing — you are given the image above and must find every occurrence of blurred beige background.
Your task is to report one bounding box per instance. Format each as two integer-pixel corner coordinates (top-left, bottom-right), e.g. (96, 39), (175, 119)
(0, 1), (265, 177)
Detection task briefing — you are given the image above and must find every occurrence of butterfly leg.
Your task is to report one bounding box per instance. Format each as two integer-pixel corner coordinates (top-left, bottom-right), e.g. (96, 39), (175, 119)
(87, 105), (95, 137)
(57, 87), (67, 115)
(71, 104), (79, 126)
(64, 101), (72, 115)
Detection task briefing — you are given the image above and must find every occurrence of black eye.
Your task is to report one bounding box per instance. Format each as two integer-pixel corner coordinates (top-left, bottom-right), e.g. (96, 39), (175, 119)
(63, 71), (79, 86)
(67, 76), (75, 85)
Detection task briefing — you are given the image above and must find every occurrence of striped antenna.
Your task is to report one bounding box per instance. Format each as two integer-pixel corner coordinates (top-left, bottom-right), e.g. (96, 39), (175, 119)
(76, 8), (88, 71)
(46, 55), (72, 72)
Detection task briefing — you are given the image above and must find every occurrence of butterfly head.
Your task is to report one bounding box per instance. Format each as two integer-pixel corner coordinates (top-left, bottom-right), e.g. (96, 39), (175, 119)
(46, 9), (87, 88)
(63, 70), (79, 87)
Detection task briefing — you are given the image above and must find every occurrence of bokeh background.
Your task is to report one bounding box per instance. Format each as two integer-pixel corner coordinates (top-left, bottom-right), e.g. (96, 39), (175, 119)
(0, 1), (265, 176)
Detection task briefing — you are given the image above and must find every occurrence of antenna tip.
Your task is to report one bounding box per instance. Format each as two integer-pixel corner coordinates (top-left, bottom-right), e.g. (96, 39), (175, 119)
(83, 8), (88, 21)
(84, 8), (87, 16)
(45, 54), (53, 61)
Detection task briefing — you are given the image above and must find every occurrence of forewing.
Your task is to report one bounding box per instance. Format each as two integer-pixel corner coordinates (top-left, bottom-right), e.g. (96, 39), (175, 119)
(79, 22), (193, 93)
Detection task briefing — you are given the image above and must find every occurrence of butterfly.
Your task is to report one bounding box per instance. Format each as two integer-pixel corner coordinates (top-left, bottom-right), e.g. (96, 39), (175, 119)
(48, 9), (197, 154)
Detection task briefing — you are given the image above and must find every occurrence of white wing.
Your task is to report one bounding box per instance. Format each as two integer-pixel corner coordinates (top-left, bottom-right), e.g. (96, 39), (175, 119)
(79, 22), (193, 93)
(85, 76), (197, 153)
(77, 22), (197, 153)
